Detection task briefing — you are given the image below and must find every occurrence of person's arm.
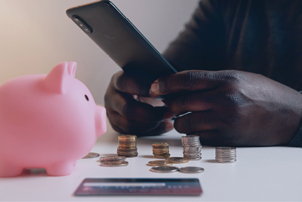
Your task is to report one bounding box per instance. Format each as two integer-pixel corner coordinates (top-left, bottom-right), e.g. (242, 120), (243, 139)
(163, 0), (226, 72)
(156, 0), (302, 147)
(149, 70), (302, 146)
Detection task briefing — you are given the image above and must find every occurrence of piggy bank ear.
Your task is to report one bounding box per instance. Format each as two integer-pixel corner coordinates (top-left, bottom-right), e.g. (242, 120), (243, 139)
(43, 62), (77, 94)
(67, 62), (77, 78)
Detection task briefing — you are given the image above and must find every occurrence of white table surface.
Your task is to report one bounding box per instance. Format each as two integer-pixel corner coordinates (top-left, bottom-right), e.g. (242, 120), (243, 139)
(1, 125), (302, 202)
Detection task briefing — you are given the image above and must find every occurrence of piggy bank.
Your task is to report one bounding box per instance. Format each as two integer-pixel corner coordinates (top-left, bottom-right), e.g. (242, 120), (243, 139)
(0, 62), (107, 177)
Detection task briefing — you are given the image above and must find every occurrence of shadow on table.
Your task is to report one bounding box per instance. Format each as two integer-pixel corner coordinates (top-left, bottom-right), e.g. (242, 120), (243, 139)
(137, 136), (183, 147)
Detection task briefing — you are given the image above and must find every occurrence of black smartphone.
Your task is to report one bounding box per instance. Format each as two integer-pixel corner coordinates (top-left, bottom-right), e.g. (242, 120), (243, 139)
(66, 0), (177, 84)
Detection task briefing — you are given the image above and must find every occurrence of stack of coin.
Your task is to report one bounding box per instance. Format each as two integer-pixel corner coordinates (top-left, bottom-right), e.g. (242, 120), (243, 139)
(215, 147), (236, 163)
(117, 135), (138, 157)
(99, 156), (128, 167)
(181, 135), (202, 160)
(152, 142), (170, 159)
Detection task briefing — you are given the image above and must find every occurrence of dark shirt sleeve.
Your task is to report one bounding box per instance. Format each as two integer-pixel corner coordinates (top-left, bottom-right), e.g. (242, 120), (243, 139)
(163, 0), (302, 147)
(288, 122), (302, 147)
(163, 0), (226, 72)
(287, 91), (302, 147)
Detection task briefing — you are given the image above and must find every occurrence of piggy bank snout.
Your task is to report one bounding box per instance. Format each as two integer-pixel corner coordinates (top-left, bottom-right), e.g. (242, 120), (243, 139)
(95, 106), (107, 137)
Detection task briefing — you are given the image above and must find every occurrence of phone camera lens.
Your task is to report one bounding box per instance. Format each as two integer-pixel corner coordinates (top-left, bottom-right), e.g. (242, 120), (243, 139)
(72, 15), (92, 34)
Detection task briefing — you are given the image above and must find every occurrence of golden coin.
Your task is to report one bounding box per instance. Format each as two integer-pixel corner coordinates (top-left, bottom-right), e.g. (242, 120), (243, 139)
(152, 142), (169, 147)
(117, 151), (138, 157)
(167, 157), (189, 164)
(100, 161), (129, 167)
(147, 160), (173, 166)
(82, 152), (100, 159)
(118, 135), (137, 140)
(99, 156), (126, 162)
(153, 154), (170, 159)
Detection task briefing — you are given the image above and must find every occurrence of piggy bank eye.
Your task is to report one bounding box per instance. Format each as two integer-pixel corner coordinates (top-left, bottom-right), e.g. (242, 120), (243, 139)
(85, 94), (89, 101)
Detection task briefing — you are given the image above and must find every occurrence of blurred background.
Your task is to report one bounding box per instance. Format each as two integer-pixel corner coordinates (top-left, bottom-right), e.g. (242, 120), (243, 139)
(0, 0), (199, 106)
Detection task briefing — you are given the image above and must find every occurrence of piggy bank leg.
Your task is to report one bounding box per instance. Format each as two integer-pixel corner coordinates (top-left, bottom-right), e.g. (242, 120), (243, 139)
(46, 161), (75, 176)
(0, 162), (23, 177)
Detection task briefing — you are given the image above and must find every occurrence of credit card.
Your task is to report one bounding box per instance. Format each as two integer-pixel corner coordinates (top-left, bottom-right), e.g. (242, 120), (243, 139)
(74, 178), (202, 196)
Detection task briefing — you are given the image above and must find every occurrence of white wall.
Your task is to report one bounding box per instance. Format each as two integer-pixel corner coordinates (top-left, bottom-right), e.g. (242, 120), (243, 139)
(0, 0), (198, 105)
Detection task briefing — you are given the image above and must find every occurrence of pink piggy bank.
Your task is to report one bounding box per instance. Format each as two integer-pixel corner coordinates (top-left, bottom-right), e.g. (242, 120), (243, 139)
(0, 62), (107, 177)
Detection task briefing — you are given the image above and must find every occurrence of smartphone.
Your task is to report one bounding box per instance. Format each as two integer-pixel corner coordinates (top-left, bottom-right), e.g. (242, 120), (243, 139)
(74, 178), (202, 196)
(66, 0), (177, 84)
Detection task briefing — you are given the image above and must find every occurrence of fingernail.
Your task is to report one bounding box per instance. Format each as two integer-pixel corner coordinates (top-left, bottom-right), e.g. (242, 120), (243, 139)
(149, 80), (159, 95)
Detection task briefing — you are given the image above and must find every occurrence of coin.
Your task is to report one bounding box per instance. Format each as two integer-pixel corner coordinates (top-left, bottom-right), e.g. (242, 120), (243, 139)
(153, 154), (170, 159)
(152, 142), (169, 147)
(117, 134), (138, 157)
(147, 160), (173, 166)
(150, 166), (179, 173)
(167, 157), (189, 164)
(118, 135), (137, 141)
(152, 142), (170, 159)
(215, 147), (236, 163)
(183, 146), (202, 152)
(99, 156), (126, 162)
(82, 152), (100, 159)
(117, 151), (138, 157)
(182, 136), (202, 160)
(100, 161), (129, 167)
(179, 166), (205, 174)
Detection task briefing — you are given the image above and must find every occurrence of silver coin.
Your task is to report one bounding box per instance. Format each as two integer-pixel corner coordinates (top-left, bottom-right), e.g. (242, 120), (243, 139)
(150, 166), (179, 173)
(215, 147), (236, 163)
(183, 153), (202, 156)
(216, 160), (236, 163)
(179, 166), (205, 174)
(184, 155), (202, 158)
(184, 146), (202, 151)
(184, 157), (202, 161)
(82, 152), (100, 159)
(216, 147), (236, 150)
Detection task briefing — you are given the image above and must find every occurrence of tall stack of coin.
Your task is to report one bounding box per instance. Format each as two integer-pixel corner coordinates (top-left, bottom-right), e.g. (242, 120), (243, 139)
(181, 135), (202, 160)
(215, 147), (236, 163)
(152, 142), (170, 159)
(117, 135), (138, 157)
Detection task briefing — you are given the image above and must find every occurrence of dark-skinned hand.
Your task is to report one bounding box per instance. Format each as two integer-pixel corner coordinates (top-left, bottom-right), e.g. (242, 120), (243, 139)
(149, 70), (302, 146)
(104, 71), (173, 136)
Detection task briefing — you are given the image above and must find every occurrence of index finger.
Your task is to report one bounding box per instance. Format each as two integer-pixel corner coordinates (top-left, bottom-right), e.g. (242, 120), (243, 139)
(149, 70), (221, 96)
(112, 71), (150, 96)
